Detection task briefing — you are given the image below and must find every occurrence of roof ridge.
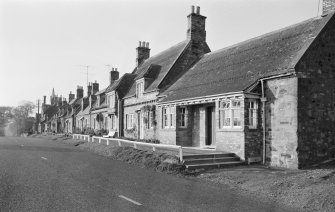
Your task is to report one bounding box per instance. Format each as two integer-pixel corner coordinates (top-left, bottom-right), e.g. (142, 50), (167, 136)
(206, 14), (333, 57)
(139, 40), (189, 67)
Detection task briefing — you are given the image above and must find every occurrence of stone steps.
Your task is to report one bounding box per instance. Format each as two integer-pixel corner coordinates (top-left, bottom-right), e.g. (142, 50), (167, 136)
(182, 153), (244, 170)
(183, 157), (240, 165)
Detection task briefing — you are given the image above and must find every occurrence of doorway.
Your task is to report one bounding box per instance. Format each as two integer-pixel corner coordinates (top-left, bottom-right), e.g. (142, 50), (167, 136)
(137, 112), (144, 139)
(206, 106), (215, 146)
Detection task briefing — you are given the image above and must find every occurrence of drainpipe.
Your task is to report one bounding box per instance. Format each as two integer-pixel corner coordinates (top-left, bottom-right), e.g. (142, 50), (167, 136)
(259, 72), (294, 165)
(260, 79), (267, 165)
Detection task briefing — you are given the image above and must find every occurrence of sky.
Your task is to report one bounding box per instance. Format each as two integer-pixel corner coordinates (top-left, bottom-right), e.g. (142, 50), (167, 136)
(0, 0), (322, 107)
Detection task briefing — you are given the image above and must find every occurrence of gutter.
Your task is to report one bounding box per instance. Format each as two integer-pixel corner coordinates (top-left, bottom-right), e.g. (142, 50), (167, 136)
(259, 72), (294, 165)
(157, 91), (244, 106)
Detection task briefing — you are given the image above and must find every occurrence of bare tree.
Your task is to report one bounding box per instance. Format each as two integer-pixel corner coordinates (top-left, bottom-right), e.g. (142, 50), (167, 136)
(11, 101), (35, 135)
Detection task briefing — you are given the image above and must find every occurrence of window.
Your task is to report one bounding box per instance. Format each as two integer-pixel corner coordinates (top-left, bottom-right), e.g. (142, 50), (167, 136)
(232, 100), (241, 127)
(162, 107), (168, 128)
(219, 100), (242, 129)
(136, 81), (144, 98)
(126, 114), (134, 129)
(170, 106), (175, 127)
(146, 111), (153, 129)
(249, 100), (258, 128)
(219, 101), (231, 128)
(162, 106), (175, 128)
(109, 94), (115, 108)
(179, 107), (187, 127)
(149, 111), (153, 128)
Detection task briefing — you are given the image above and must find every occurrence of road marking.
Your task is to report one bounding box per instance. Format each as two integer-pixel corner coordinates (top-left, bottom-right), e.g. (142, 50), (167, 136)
(118, 195), (142, 206)
(41, 157), (48, 160)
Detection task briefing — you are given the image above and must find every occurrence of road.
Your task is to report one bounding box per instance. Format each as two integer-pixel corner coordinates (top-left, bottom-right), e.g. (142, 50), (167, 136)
(0, 136), (296, 212)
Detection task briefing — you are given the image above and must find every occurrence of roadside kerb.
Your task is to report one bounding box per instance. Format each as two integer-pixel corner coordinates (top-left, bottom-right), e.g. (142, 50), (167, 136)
(72, 134), (183, 161)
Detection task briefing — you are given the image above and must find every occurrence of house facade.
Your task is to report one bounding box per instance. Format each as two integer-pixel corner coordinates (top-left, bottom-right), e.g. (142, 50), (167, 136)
(64, 87), (83, 133)
(157, 7), (335, 169)
(123, 6), (210, 140)
(105, 69), (136, 137)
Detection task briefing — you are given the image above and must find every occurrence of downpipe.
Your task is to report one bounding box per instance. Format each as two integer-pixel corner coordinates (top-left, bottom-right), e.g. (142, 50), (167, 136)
(259, 72), (294, 165)
(261, 79), (266, 165)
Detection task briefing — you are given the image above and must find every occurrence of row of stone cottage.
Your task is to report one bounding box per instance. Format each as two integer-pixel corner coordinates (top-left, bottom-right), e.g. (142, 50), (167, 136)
(39, 2), (335, 169)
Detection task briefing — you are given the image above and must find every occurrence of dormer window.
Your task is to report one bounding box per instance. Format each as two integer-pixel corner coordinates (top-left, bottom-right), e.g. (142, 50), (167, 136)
(136, 80), (144, 98)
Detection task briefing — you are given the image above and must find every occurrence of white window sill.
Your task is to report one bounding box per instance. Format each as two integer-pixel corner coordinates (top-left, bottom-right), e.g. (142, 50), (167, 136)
(217, 127), (243, 132)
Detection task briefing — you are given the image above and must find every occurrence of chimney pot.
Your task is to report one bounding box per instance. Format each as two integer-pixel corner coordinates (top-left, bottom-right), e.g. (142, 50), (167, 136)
(136, 41), (150, 67)
(139, 41), (141, 47)
(187, 5), (206, 42)
(191, 5), (195, 13)
(196, 6), (200, 14)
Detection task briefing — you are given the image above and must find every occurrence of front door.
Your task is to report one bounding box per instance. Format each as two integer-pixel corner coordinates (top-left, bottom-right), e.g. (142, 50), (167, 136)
(137, 112), (144, 139)
(206, 106), (215, 146)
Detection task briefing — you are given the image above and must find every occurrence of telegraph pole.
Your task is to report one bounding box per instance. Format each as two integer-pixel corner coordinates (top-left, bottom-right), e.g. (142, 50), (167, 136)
(84, 65), (89, 87)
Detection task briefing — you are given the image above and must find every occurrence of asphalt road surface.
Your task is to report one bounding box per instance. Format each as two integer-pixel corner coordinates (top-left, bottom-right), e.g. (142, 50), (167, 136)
(0, 136), (296, 212)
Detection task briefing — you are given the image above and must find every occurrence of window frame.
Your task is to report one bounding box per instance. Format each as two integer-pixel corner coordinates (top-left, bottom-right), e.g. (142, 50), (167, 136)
(248, 100), (258, 129)
(219, 99), (242, 129)
(162, 107), (169, 128)
(136, 80), (144, 98)
(126, 114), (134, 129)
(178, 107), (187, 128)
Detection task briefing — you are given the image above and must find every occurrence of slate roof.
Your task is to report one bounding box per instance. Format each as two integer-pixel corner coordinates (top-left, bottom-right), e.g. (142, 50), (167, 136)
(160, 13), (335, 103)
(105, 73), (137, 98)
(124, 40), (190, 98)
(76, 104), (90, 117)
(95, 88), (106, 95)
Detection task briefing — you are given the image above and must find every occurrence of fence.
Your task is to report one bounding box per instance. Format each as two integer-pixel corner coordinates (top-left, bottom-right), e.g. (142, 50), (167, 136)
(72, 134), (183, 161)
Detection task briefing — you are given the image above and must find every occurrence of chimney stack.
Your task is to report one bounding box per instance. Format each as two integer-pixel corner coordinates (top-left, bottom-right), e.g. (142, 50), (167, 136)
(68, 92), (75, 102)
(187, 5), (206, 42)
(77, 86), (84, 99)
(92, 81), (99, 94)
(87, 82), (92, 96)
(323, 0), (335, 15)
(110, 68), (120, 85)
(62, 98), (67, 105)
(136, 41), (150, 67)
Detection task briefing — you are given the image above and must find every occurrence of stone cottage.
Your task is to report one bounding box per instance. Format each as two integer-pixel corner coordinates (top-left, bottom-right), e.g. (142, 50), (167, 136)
(158, 6), (335, 169)
(64, 86), (83, 133)
(105, 69), (136, 137)
(122, 6), (210, 140)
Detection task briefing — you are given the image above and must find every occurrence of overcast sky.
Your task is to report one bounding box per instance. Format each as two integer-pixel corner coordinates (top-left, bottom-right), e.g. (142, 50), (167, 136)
(0, 0), (322, 107)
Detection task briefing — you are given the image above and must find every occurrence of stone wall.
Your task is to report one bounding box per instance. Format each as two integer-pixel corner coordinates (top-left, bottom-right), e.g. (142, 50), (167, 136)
(191, 106), (201, 147)
(244, 98), (262, 159)
(296, 17), (335, 167)
(215, 99), (245, 160)
(156, 106), (176, 145)
(265, 77), (298, 169)
(176, 106), (193, 146)
(323, 0), (335, 14)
